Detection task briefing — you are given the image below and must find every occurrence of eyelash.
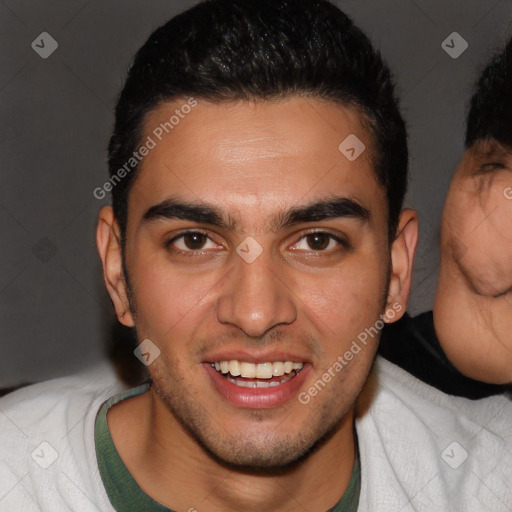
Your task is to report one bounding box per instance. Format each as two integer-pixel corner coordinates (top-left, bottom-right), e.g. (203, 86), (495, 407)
(475, 162), (507, 175)
(163, 229), (350, 256)
(290, 229), (351, 253)
(163, 229), (216, 257)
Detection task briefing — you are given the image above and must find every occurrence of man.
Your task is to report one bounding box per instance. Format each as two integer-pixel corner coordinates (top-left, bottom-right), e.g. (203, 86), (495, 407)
(381, 37), (512, 392)
(0, 1), (510, 511)
(434, 37), (512, 385)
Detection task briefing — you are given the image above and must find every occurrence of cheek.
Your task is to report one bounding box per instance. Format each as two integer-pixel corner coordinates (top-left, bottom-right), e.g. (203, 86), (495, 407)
(129, 253), (220, 340)
(444, 186), (512, 296)
(290, 259), (387, 343)
(485, 179), (512, 244)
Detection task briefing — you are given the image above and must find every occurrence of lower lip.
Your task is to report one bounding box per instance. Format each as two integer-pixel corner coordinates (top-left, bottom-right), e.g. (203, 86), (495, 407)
(203, 362), (311, 409)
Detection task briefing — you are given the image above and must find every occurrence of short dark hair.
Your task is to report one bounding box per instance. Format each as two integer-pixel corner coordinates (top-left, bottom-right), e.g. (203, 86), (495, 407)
(108, 0), (407, 245)
(465, 37), (512, 149)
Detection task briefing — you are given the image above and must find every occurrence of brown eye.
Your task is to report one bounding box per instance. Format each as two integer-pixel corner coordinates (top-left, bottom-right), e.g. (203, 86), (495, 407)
(167, 231), (218, 253)
(182, 232), (208, 250)
(289, 231), (348, 253)
(165, 230), (222, 257)
(305, 233), (331, 250)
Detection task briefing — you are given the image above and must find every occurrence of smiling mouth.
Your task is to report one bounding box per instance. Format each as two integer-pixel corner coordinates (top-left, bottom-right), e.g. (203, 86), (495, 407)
(209, 360), (305, 388)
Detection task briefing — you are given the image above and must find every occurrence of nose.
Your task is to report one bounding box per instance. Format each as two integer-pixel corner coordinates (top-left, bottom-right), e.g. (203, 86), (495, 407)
(215, 248), (297, 338)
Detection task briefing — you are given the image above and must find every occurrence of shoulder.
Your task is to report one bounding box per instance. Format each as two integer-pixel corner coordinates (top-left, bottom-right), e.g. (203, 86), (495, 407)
(0, 361), (123, 435)
(372, 355), (510, 424)
(0, 361), (126, 512)
(356, 355), (512, 511)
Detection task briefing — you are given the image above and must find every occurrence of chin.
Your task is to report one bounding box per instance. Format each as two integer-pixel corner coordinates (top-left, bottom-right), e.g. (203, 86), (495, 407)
(197, 433), (318, 473)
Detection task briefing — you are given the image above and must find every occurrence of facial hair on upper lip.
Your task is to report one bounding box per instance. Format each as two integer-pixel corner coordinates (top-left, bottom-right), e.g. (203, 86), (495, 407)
(194, 330), (323, 364)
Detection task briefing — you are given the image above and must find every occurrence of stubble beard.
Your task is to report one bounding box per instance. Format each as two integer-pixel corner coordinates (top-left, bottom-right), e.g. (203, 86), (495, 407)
(146, 354), (372, 475)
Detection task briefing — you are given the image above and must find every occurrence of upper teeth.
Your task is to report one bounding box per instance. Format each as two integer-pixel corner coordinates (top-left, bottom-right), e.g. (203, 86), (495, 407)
(211, 360), (303, 379)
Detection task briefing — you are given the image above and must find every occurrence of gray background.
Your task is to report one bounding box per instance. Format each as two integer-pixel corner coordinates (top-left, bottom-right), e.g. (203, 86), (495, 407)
(1, 0), (511, 387)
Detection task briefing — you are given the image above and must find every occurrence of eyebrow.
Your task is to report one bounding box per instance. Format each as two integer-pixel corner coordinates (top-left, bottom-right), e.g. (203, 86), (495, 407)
(473, 140), (512, 161)
(472, 144), (512, 170)
(142, 198), (233, 229)
(141, 196), (370, 231)
(276, 197), (370, 229)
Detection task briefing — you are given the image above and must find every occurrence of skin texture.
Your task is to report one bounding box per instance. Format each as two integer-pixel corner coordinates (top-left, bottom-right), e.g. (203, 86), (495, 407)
(96, 97), (417, 512)
(434, 141), (512, 384)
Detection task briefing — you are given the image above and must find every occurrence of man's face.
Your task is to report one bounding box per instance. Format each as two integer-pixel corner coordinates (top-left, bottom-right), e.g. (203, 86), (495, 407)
(119, 97), (394, 468)
(441, 143), (512, 297)
(436, 141), (512, 382)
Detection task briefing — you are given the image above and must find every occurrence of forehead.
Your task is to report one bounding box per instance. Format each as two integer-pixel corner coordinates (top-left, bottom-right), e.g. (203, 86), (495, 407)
(129, 97), (385, 225)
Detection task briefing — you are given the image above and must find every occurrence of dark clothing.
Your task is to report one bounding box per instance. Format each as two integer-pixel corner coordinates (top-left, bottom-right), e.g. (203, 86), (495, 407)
(379, 311), (507, 399)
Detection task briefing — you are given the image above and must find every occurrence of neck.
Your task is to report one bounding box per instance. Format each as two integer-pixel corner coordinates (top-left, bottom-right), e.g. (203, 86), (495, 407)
(108, 388), (356, 512)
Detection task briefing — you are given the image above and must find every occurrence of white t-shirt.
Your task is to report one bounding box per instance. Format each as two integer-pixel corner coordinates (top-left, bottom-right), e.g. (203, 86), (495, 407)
(0, 357), (510, 511)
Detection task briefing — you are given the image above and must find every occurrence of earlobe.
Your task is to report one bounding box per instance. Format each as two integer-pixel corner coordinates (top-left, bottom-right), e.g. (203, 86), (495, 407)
(384, 209), (418, 323)
(96, 206), (135, 327)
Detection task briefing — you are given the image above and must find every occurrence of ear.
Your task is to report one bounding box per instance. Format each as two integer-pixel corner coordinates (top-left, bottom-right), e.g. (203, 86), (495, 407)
(384, 209), (418, 323)
(96, 206), (135, 327)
